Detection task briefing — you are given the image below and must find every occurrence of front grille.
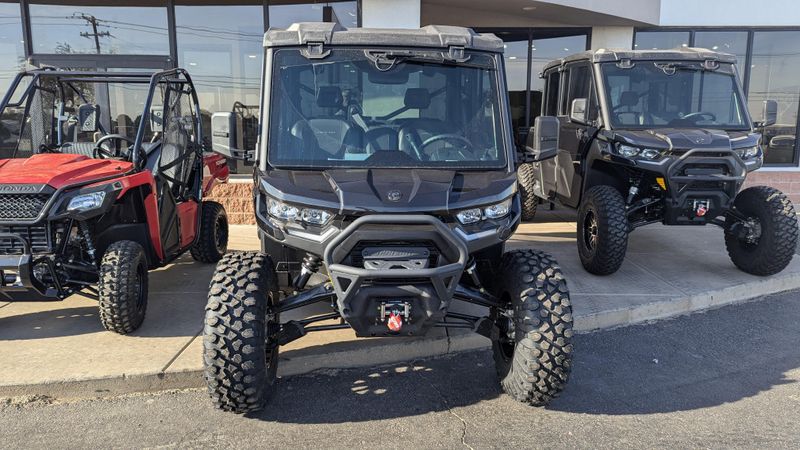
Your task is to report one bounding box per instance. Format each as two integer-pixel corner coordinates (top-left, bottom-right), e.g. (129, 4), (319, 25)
(0, 225), (51, 254)
(348, 240), (440, 269)
(0, 194), (50, 221)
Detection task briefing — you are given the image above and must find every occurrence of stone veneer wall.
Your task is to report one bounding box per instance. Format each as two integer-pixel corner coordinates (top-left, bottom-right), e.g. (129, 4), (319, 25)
(208, 171), (800, 225)
(743, 171), (800, 205)
(206, 182), (255, 225)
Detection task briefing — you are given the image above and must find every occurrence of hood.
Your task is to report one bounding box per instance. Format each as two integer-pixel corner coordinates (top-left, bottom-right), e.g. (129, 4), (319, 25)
(261, 168), (516, 214)
(608, 128), (759, 150)
(0, 154), (133, 189)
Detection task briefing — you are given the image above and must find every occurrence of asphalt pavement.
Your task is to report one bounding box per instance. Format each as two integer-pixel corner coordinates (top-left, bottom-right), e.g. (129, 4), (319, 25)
(2, 289), (799, 449)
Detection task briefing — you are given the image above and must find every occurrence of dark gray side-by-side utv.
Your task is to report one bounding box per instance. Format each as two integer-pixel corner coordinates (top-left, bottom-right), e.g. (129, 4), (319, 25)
(204, 23), (574, 413)
(518, 48), (798, 276)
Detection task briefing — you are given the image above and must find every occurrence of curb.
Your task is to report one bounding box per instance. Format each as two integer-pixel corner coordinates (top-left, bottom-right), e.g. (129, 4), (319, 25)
(2, 274), (798, 399)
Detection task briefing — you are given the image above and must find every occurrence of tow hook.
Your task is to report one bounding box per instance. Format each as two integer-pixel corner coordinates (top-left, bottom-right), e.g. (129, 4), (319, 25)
(693, 200), (709, 217)
(387, 312), (403, 332)
(380, 300), (410, 332)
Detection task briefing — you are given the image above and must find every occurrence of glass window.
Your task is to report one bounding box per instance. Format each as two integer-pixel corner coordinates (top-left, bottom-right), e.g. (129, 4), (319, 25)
(634, 31), (690, 50)
(268, 49), (506, 169)
(500, 38), (529, 133)
(28, 1), (169, 55)
(694, 31), (749, 75)
(268, 1), (357, 29)
(544, 70), (560, 116)
(0, 73), (170, 159)
(530, 34), (587, 118)
(0, 1), (25, 94)
(748, 31), (800, 165)
(601, 61), (747, 129)
(175, 3), (263, 142)
(565, 64), (597, 120)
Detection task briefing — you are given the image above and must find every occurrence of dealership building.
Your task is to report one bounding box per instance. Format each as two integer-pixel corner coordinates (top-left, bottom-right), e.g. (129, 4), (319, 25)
(1, 0), (799, 222)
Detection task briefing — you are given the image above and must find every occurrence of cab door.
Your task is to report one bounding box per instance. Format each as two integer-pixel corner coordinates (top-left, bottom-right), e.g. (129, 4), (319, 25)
(556, 62), (595, 207)
(533, 68), (562, 199)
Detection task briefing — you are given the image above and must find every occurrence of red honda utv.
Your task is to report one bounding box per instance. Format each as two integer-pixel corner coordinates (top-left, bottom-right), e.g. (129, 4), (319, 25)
(0, 68), (230, 334)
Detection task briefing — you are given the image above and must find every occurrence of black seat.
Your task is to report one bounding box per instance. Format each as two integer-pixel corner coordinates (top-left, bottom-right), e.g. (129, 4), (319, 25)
(291, 86), (362, 159)
(614, 91), (643, 125)
(60, 103), (101, 157)
(59, 142), (96, 157)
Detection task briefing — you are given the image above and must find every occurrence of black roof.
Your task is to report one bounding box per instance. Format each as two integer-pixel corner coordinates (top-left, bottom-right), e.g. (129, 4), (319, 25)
(542, 48), (739, 72)
(264, 22), (503, 53)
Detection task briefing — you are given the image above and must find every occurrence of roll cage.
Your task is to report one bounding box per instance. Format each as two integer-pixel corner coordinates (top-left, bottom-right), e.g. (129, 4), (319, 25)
(0, 68), (204, 172)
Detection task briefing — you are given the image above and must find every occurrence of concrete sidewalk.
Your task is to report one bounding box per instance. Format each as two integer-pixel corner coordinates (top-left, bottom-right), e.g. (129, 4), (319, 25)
(1, 211), (798, 397)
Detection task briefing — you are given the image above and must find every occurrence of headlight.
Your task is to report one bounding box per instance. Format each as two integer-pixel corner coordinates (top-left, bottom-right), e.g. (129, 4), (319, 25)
(301, 208), (332, 225)
(639, 149), (662, 159)
(267, 198), (299, 220)
(456, 208), (482, 224)
(735, 146), (760, 159)
(484, 198), (512, 220)
(456, 198), (512, 224)
(267, 198), (332, 225)
(615, 144), (662, 160)
(67, 192), (106, 212)
(617, 144), (640, 158)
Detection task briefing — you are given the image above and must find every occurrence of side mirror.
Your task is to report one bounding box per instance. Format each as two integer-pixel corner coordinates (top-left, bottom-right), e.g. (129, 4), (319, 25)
(211, 111), (253, 160)
(523, 116), (560, 162)
(754, 100), (777, 128)
(569, 98), (588, 124)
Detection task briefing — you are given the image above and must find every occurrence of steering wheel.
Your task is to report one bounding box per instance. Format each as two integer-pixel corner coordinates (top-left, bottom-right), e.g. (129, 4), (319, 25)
(419, 134), (475, 160)
(682, 112), (717, 122)
(93, 134), (136, 160)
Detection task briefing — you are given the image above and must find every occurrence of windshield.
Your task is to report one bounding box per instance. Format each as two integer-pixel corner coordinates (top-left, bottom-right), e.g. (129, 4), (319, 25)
(601, 61), (749, 130)
(267, 48), (507, 169)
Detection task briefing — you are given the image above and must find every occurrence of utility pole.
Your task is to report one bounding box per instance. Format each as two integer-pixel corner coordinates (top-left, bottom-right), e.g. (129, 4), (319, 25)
(72, 12), (111, 54)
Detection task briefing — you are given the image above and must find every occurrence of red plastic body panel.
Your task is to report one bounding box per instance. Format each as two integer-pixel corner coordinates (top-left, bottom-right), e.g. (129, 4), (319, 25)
(105, 171), (165, 262)
(0, 154), (133, 188)
(177, 199), (198, 248)
(202, 152), (230, 197)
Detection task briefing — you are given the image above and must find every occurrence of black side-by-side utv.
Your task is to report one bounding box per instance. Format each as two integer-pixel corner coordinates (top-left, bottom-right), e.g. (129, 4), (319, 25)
(203, 23), (574, 413)
(518, 48), (798, 276)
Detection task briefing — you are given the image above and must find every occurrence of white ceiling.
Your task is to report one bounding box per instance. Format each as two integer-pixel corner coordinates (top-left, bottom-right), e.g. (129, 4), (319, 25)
(422, 0), (660, 28)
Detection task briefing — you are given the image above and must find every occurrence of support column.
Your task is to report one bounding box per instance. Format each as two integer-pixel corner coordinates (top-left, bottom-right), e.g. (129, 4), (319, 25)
(591, 26), (634, 50)
(361, 0), (421, 28)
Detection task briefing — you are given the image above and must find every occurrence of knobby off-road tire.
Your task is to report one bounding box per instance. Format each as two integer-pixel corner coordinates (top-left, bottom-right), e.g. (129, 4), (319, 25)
(518, 163), (538, 222)
(725, 186), (799, 276)
(191, 201), (228, 263)
(203, 251), (280, 413)
(492, 249), (573, 406)
(577, 185), (629, 275)
(98, 240), (148, 334)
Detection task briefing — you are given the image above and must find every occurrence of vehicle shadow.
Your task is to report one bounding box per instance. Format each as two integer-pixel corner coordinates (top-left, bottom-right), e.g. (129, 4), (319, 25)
(0, 255), (211, 340)
(246, 293), (799, 423)
(248, 354), (504, 423)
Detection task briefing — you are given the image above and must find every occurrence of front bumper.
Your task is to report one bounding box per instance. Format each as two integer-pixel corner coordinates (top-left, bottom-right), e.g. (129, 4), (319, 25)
(0, 233), (60, 301)
(322, 215), (468, 337)
(636, 149), (749, 225)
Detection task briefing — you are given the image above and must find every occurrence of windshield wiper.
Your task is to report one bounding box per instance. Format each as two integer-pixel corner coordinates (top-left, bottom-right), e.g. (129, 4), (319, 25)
(364, 49), (492, 71)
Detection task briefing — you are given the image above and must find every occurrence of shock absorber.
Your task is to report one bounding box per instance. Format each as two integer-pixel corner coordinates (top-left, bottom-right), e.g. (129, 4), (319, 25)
(78, 221), (97, 264)
(627, 174), (643, 205)
(293, 253), (322, 290)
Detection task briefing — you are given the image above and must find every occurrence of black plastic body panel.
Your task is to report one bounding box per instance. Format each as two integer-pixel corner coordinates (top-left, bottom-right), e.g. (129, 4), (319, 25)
(322, 215), (468, 337)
